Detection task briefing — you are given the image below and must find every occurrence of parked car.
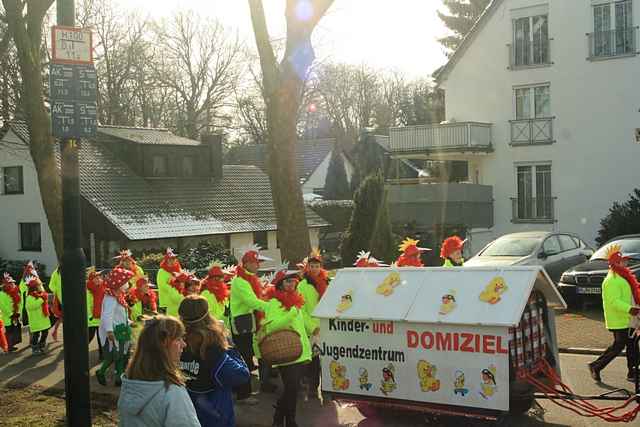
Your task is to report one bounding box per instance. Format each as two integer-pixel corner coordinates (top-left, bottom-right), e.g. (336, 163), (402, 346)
(557, 234), (640, 308)
(465, 231), (593, 284)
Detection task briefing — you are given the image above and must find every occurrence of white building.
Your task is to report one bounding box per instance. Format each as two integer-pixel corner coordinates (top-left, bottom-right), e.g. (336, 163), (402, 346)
(388, 0), (640, 254)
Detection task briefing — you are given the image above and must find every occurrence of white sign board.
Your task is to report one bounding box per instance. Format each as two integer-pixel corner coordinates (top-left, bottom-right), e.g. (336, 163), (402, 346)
(318, 318), (510, 411)
(51, 26), (93, 64)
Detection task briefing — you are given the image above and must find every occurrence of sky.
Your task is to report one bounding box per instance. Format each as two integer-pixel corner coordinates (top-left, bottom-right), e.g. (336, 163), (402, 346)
(112, 0), (450, 79)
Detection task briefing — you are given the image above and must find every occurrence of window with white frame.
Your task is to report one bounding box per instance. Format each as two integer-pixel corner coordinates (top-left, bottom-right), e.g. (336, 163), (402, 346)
(513, 14), (549, 66)
(2, 166), (24, 194)
(515, 85), (550, 120)
(515, 164), (553, 220)
(592, 0), (634, 57)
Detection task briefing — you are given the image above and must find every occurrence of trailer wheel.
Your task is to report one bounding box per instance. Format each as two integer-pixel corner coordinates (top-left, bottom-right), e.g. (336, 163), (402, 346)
(509, 381), (535, 415)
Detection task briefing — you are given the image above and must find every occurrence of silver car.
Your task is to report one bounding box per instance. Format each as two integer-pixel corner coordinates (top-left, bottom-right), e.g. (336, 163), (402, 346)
(465, 231), (594, 283)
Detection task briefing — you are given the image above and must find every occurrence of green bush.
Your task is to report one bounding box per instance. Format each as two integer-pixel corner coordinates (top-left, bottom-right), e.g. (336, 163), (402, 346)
(178, 241), (236, 276)
(137, 253), (164, 271)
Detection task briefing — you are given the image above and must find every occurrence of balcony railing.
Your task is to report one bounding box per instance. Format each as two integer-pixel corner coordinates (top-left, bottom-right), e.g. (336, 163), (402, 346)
(508, 38), (552, 69)
(509, 117), (554, 145)
(388, 122), (492, 153)
(588, 27), (638, 59)
(511, 197), (555, 223)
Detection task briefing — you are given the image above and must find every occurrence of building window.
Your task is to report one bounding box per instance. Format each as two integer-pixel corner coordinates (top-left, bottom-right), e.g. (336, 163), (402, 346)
(19, 222), (41, 251)
(512, 14), (549, 67)
(590, 1), (635, 58)
(511, 85), (553, 144)
(3, 166), (24, 195)
(253, 231), (268, 250)
(512, 164), (553, 222)
(182, 156), (195, 177)
(152, 155), (168, 177)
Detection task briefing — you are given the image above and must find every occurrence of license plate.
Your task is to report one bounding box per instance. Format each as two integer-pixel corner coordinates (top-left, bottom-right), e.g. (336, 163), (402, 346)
(577, 287), (601, 295)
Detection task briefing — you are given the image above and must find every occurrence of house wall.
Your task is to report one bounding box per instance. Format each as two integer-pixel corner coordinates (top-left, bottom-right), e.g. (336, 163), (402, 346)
(0, 130), (58, 275)
(302, 151), (354, 195)
(442, 0), (640, 249)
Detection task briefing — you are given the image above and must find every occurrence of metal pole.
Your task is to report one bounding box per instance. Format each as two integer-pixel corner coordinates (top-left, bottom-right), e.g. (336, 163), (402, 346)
(57, 1), (92, 426)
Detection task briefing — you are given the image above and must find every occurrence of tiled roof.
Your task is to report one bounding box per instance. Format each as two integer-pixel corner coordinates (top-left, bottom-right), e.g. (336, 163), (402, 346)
(226, 138), (335, 183)
(6, 121), (328, 240)
(97, 125), (203, 146)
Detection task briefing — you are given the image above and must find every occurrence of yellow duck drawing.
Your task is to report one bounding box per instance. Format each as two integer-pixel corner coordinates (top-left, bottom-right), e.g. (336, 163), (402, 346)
(336, 290), (353, 313)
(375, 272), (402, 296)
(479, 276), (508, 305)
(417, 360), (441, 392)
(438, 290), (457, 315)
(330, 361), (350, 390)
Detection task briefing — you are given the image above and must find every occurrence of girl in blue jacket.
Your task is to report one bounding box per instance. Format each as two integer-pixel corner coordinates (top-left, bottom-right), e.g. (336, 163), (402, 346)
(179, 295), (250, 427)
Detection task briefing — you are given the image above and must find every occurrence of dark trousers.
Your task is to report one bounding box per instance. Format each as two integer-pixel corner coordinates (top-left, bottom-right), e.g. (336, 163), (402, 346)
(276, 363), (303, 423)
(259, 358), (275, 386)
(591, 328), (639, 374)
(30, 329), (49, 348)
(233, 332), (254, 399)
(5, 322), (22, 349)
(88, 326), (103, 360)
(305, 355), (321, 395)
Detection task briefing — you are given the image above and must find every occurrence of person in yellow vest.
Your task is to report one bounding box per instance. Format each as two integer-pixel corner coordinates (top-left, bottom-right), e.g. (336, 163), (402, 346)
(127, 276), (158, 322)
(0, 273), (22, 352)
(86, 267), (106, 359)
(157, 248), (182, 313)
(48, 267), (63, 341)
(19, 261), (38, 327)
(589, 244), (640, 382)
(229, 245), (271, 404)
(297, 249), (328, 401)
(115, 249), (145, 288)
(200, 261), (230, 327)
(441, 236), (466, 267)
(25, 276), (51, 355)
(166, 271), (197, 317)
(261, 266), (312, 427)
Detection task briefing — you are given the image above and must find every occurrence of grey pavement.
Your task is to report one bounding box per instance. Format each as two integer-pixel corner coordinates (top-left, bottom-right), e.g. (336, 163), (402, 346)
(1, 329), (638, 426)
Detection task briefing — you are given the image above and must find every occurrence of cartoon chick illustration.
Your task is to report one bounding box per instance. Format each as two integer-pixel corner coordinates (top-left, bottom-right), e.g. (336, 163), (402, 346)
(438, 290), (457, 315)
(479, 276), (508, 304)
(359, 368), (372, 391)
(417, 360), (441, 392)
(336, 290), (353, 313)
(454, 370), (469, 397)
(479, 365), (497, 399)
(380, 364), (397, 395)
(330, 361), (350, 391)
(376, 272), (402, 296)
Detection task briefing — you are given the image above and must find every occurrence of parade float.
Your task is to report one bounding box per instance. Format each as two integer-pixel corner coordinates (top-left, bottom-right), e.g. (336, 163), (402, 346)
(313, 266), (639, 422)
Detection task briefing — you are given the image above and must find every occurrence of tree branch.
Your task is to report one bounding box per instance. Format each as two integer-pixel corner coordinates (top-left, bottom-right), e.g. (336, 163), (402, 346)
(247, 0), (278, 90)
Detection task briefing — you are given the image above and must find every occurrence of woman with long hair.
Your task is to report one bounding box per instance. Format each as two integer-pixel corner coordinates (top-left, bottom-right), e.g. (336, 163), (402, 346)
(118, 315), (200, 427)
(179, 295), (250, 427)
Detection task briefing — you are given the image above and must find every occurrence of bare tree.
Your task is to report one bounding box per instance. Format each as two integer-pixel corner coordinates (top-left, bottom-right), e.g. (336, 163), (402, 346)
(153, 12), (241, 139)
(2, 0), (62, 257)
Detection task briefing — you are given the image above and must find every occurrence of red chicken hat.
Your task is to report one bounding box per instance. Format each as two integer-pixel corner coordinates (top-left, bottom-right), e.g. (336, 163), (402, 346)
(2, 272), (16, 286)
(240, 244), (272, 265)
(207, 260), (225, 278)
(440, 236), (466, 259)
(398, 238), (431, 258)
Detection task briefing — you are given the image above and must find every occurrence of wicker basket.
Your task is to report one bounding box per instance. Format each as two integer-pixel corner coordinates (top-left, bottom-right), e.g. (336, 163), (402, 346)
(258, 329), (303, 365)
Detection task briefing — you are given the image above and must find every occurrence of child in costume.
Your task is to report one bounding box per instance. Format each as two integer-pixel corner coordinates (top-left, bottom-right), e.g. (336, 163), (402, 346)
(127, 276), (158, 322)
(166, 271), (198, 317)
(297, 249), (329, 400)
(354, 251), (387, 268)
(396, 238), (431, 267)
(441, 236), (465, 267)
(0, 273), (22, 351)
(86, 267), (106, 359)
(19, 261), (38, 326)
(114, 249), (145, 288)
(48, 267), (64, 341)
(157, 248), (182, 313)
(97, 267), (135, 387)
(25, 276), (51, 355)
(200, 261), (230, 327)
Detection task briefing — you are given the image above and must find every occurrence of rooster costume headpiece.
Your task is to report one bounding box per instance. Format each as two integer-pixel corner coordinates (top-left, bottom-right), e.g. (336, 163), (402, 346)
(440, 236), (466, 259)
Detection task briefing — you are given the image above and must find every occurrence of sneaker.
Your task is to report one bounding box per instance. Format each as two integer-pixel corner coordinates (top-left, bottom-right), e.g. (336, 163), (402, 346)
(588, 364), (601, 382)
(237, 397), (260, 406)
(96, 370), (107, 386)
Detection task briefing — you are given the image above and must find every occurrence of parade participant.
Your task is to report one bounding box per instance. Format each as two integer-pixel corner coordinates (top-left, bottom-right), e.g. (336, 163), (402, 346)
(157, 248), (182, 313)
(396, 238), (431, 267)
(229, 245), (270, 404)
(97, 267), (135, 387)
(223, 265), (236, 284)
(48, 267), (63, 341)
(179, 295), (250, 427)
(118, 315), (200, 427)
(19, 261), (38, 325)
(86, 267), (106, 360)
(166, 271), (195, 317)
(297, 249), (328, 400)
(127, 276), (158, 322)
(115, 249), (145, 288)
(589, 244), (640, 382)
(354, 251), (387, 268)
(0, 309), (7, 353)
(441, 236), (465, 267)
(25, 276), (51, 355)
(184, 277), (201, 297)
(200, 261), (230, 325)
(261, 266), (312, 427)
(0, 273), (22, 351)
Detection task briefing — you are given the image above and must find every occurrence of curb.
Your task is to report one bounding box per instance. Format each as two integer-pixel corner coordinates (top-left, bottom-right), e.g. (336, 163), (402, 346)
(560, 347), (630, 356)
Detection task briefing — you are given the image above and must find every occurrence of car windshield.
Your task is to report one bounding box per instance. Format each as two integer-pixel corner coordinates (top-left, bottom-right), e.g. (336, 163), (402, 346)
(591, 239), (640, 260)
(480, 237), (540, 257)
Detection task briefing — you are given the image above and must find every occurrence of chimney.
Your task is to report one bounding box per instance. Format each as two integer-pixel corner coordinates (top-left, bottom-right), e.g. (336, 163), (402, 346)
(202, 133), (223, 180)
